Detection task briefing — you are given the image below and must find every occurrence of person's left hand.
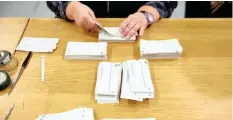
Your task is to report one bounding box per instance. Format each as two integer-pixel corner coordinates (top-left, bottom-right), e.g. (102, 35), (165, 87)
(120, 12), (149, 39)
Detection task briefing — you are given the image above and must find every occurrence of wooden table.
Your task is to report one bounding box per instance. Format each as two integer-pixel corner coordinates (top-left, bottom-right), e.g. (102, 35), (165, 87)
(1, 18), (232, 120)
(0, 18), (29, 54)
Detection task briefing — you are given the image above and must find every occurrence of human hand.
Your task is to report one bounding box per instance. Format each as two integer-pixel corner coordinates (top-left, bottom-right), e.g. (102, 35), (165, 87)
(120, 12), (149, 39)
(68, 2), (98, 33)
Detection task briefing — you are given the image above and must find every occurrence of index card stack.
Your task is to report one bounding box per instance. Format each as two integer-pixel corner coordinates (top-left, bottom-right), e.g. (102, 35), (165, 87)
(102, 118), (156, 120)
(121, 59), (154, 102)
(35, 107), (94, 120)
(98, 27), (137, 42)
(140, 39), (183, 59)
(16, 37), (60, 52)
(95, 62), (122, 104)
(64, 41), (107, 60)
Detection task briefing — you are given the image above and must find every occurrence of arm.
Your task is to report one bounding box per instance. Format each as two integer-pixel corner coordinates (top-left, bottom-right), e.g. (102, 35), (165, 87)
(47, 1), (97, 33)
(120, 1), (178, 39)
(46, 1), (72, 21)
(138, 1), (178, 22)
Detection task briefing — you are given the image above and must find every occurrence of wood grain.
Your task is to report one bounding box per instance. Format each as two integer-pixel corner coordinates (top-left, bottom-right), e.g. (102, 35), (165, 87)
(0, 18), (231, 120)
(0, 18), (29, 54)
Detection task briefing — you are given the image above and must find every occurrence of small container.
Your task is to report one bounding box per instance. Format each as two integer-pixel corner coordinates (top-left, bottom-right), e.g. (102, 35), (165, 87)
(0, 50), (18, 72)
(0, 70), (11, 91)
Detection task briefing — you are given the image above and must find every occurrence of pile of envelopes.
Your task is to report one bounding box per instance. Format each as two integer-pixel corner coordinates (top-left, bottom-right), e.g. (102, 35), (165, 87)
(16, 37), (60, 52)
(95, 62), (122, 104)
(121, 59), (154, 101)
(35, 107), (94, 120)
(95, 59), (154, 103)
(64, 41), (107, 60)
(140, 39), (183, 59)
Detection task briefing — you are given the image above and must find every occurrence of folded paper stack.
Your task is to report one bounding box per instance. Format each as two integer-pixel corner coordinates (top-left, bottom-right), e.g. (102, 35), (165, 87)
(95, 62), (122, 104)
(121, 59), (154, 102)
(16, 37), (59, 52)
(64, 41), (107, 60)
(140, 39), (183, 59)
(35, 107), (94, 120)
(98, 27), (137, 42)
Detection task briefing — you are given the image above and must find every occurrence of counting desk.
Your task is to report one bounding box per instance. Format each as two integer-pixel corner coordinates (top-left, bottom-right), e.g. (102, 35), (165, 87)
(0, 18), (232, 120)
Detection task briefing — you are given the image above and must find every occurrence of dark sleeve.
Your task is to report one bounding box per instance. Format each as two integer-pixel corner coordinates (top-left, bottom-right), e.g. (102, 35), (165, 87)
(46, 1), (72, 21)
(144, 1), (178, 18)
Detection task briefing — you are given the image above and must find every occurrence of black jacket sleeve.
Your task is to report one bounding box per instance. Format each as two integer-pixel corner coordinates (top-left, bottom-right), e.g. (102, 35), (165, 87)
(46, 1), (178, 20)
(144, 1), (178, 18)
(46, 1), (70, 21)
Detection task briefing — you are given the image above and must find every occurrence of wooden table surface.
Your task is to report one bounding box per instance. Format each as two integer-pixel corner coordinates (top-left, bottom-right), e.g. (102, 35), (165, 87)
(0, 18), (29, 54)
(0, 18), (232, 120)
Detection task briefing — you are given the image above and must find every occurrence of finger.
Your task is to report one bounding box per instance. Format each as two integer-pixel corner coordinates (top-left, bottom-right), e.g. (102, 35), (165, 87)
(89, 11), (96, 20)
(139, 26), (146, 37)
(120, 15), (133, 33)
(122, 20), (136, 37)
(126, 23), (140, 39)
(85, 16), (96, 31)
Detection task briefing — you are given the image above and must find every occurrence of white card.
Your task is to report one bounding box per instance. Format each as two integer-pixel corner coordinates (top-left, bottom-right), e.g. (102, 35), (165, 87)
(140, 39), (183, 59)
(16, 37), (59, 52)
(127, 60), (154, 93)
(35, 107), (94, 120)
(95, 62), (122, 96)
(64, 41), (107, 60)
(121, 62), (143, 101)
(121, 59), (154, 101)
(98, 27), (137, 42)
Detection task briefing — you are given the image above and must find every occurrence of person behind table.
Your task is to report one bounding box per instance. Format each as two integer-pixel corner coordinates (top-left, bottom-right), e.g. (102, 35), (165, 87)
(46, 1), (178, 39)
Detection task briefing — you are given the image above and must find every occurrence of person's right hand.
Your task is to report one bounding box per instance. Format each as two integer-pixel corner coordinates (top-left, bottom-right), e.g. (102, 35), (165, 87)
(67, 2), (97, 33)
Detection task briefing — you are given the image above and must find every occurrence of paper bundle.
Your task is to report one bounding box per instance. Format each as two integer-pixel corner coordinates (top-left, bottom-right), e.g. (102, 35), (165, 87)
(64, 41), (107, 60)
(35, 107), (94, 120)
(121, 59), (154, 102)
(95, 62), (122, 104)
(98, 27), (137, 42)
(16, 37), (59, 52)
(140, 39), (183, 59)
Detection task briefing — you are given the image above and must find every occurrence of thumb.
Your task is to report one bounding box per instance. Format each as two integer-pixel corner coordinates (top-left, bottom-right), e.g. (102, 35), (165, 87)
(89, 11), (96, 20)
(139, 27), (146, 37)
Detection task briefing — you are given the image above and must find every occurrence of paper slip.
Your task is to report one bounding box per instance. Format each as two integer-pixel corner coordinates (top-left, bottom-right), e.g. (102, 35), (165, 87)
(64, 41), (107, 60)
(98, 27), (137, 42)
(121, 59), (154, 102)
(140, 39), (183, 59)
(16, 37), (59, 52)
(35, 107), (94, 120)
(95, 62), (122, 104)
(103, 118), (156, 120)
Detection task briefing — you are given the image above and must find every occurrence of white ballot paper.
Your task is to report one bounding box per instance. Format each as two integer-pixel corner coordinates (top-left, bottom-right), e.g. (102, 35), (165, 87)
(140, 39), (183, 59)
(64, 41), (107, 60)
(35, 107), (94, 120)
(98, 27), (137, 42)
(121, 59), (154, 102)
(95, 62), (122, 104)
(16, 37), (59, 52)
(102, 118), (156, 120)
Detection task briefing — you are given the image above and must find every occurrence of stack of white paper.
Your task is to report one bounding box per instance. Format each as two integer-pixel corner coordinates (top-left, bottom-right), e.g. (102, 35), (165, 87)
(35, 107), (94, 120)
(95, 62), (122, 104)
(140, 39), (183, 59)
(121, 59), (154, 102)
(103, 118), (156, 120)
(16, 37), (59, 52)
(98, 27), (137, 42)
(64, 41), (107, 60)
